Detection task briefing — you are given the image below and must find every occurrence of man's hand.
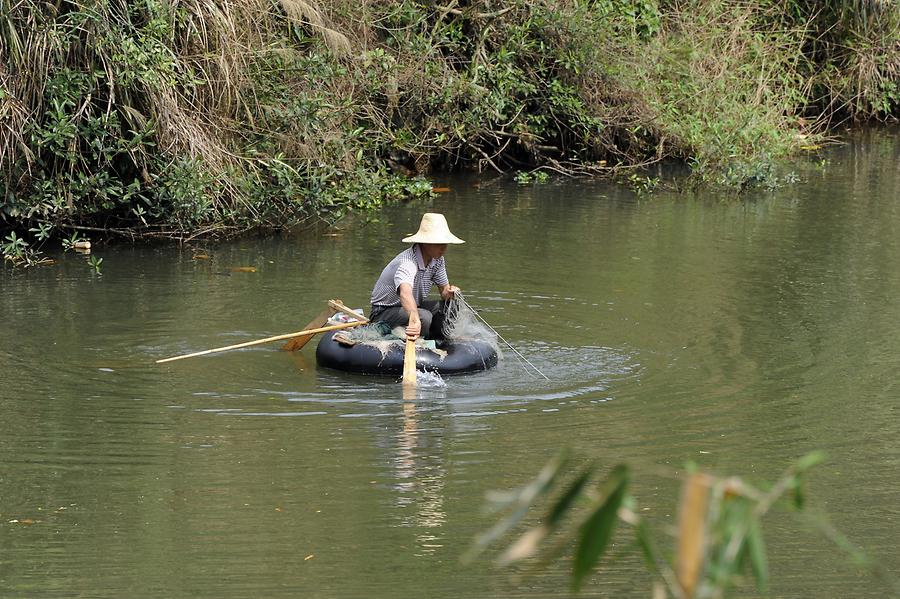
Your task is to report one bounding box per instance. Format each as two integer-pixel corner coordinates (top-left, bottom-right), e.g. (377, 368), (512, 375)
(441, 284), (460, 301)
(398, 282), (421, 341)
(406, 315), (422, 341)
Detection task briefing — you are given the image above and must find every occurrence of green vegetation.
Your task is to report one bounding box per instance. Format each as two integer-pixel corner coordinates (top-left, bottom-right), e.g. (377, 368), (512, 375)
(469, 451), (897, 598)
(514, 170), (550, 185)
(87, 254), (103, 274)
(1, 0), (898, 263)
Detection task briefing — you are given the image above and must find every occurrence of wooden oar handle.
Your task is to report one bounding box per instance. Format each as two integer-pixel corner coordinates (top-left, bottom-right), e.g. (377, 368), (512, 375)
(402, 338), (417, 387)
(328, 299), (369, 323)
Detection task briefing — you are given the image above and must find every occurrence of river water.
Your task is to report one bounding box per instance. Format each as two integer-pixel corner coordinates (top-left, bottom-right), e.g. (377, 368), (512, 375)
(2, 129), (899, 598)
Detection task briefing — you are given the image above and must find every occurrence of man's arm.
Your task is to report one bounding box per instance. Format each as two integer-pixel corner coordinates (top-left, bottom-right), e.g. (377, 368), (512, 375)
(398, 283), (421, 341)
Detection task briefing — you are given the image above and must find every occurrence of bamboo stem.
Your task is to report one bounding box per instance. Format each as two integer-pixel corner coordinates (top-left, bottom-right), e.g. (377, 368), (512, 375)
(328, 299), (369, 323)
(156, 320), (365, 364)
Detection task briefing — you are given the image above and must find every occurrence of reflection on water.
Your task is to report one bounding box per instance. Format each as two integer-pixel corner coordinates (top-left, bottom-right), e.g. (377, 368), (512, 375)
(394, 402), (447, 555)
(1, 128), (899, 598)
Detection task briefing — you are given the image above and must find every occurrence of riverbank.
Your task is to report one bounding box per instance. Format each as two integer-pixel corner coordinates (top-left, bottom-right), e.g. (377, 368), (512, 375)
(2, 0), (898, 264)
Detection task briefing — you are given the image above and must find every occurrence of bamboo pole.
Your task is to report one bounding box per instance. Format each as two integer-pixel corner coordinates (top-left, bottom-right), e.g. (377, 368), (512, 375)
(156, 320), (366, 364)
(281, 299), (368, 351)
(328, 299), (369, 323)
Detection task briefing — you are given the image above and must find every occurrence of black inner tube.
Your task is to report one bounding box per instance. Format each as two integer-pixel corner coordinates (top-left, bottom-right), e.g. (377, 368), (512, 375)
(315, 330), (498, 376)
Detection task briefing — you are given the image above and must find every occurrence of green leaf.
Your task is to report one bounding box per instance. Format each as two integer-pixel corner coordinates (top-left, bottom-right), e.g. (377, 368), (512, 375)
(792, 475), (806, 510)
(547, 465), (595, 526)
(571, 465), (629, 592)
(794, 451), (826, 473)
(496, 465), (596, 566)
(746, 517), (768, 592)
(789, 452), (825, 510)
(634, 518), (659, 574)
(465, 451), (570, 562)
(484, 450), (571, 514)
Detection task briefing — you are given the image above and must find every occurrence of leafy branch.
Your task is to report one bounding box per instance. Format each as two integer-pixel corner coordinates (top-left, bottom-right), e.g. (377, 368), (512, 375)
(466, 451), (891, 598)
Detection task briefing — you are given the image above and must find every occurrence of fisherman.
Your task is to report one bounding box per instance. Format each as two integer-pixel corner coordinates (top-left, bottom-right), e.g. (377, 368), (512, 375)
(370, 213), (464, 342)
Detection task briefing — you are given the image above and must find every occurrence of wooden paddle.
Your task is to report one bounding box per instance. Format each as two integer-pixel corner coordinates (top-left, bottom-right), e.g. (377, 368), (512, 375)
(156, 320), (366, 364)
(281, 299), (369, 351)
(402, 338), (417, 388)
(280, 306), (336, 351)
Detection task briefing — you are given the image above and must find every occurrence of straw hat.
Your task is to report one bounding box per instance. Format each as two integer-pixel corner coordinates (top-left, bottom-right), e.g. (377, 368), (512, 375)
(402, 213), (465, 244)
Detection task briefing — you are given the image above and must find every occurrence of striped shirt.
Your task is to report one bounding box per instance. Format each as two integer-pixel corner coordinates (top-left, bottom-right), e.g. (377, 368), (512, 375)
(370, 245), (449, 311)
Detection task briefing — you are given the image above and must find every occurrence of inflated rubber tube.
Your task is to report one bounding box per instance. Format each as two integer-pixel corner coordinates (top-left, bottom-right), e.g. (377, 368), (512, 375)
(315, 330), (498, 376)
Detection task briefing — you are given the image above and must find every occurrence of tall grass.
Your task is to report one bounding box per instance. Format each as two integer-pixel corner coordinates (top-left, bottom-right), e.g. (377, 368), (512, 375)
(0, 0), (897, 260)
(601, 1), (816, 181)
(0, 0), (414, 244)
(810, 0), (900, 118)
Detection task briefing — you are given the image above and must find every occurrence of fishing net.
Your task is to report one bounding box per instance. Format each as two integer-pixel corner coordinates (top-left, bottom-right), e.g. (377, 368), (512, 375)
(332, 320), (404, 358)
(440, 291), (498, 347)
(332, 292), (499, 358)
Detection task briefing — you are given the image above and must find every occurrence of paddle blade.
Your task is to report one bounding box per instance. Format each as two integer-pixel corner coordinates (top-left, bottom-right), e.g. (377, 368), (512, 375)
(281, 307), (336, 351)
(402, 339), (417, 387)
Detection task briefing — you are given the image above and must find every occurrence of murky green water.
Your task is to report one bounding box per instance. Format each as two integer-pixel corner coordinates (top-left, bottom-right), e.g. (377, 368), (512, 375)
(2, 129), (899, 598)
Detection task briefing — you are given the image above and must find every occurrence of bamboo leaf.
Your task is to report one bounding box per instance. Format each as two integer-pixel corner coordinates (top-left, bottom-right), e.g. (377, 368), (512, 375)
(465, 451), (570, 562)
(465, 502), (532, 562)
(485, 450), (571, 513)
(634, 518), (659, 574)
(792, 475), (806, 510)
(497, 465), (596, 567)
(571, 465), (629, 592)
(746, 518), (768, 592)
(497, 525), (549, 565)
(547, 465), (595, 526)
(788, 452), (824, 510)
(794, 451), (826, 473)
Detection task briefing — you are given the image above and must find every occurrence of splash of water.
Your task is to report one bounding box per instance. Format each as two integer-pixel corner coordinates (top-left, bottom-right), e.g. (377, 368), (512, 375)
(416, 369), (447, 388)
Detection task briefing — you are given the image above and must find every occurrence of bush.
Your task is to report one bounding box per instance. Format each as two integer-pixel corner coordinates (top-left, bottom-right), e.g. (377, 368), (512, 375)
(1, 0), (896, 264)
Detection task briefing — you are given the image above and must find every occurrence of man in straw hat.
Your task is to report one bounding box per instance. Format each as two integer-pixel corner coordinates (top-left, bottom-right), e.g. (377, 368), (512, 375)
(370, 213), (464, 341)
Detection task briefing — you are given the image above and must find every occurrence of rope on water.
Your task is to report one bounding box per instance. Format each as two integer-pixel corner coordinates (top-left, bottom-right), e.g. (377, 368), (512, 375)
(454, 293), (550, 381)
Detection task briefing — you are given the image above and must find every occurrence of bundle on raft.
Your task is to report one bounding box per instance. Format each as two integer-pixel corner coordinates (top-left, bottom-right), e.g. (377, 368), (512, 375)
(315, 323), (499, 376)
